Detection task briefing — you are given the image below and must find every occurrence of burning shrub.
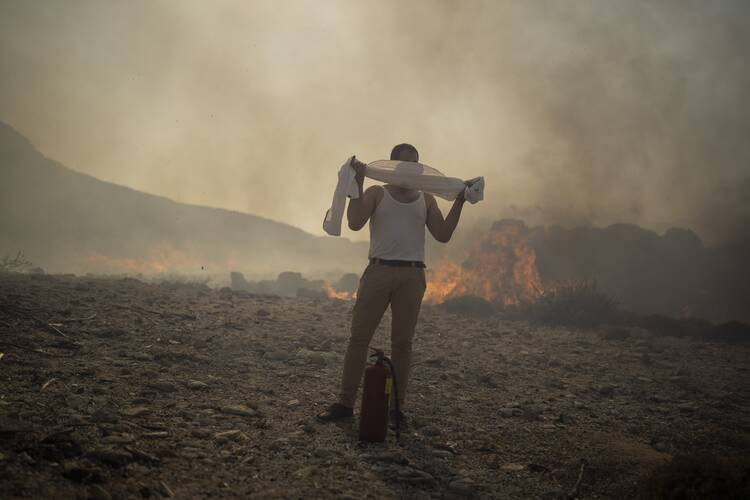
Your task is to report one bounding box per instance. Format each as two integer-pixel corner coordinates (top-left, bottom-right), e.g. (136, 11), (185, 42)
(517, 280), (619, 329)
(425, 220), (543, 306)
(335, 273), (360, 294)
(639, 453), (750, 500)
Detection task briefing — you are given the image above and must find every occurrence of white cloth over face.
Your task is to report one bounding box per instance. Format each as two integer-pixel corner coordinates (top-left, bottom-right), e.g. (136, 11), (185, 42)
(323, 157), (484, 236)
(366, 160), (484, 204)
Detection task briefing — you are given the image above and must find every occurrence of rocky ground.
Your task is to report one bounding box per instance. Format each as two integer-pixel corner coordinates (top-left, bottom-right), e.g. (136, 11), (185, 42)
(1, 273), (748, 499)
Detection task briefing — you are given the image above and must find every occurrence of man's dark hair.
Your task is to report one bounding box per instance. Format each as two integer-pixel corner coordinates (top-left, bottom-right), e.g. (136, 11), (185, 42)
(390, 143), (419, 161)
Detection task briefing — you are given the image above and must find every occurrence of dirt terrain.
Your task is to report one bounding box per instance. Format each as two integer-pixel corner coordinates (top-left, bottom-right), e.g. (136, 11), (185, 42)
(1, 273), (748, 499)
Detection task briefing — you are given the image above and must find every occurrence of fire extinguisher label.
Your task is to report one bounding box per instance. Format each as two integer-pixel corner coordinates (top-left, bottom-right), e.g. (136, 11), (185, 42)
(385, 377), (392, 395)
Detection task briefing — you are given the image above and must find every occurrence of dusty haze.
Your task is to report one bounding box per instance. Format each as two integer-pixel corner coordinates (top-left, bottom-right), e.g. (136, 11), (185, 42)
(1, 0), (749, 242)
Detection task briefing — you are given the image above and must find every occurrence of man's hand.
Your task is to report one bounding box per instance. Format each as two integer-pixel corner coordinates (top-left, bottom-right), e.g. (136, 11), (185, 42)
(456, 179), (473, 202)
(351, 157), (367, 179)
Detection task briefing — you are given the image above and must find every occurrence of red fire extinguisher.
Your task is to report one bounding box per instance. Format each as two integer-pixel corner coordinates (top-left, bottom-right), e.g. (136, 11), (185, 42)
(359, 349), (400, 442)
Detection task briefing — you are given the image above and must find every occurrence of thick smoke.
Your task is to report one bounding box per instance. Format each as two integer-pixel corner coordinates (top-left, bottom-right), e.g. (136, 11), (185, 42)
(0, 0), (748, 244)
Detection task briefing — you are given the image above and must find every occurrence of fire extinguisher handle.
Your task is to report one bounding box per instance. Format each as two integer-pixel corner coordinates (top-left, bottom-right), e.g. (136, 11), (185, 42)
(369, 348), (385, 361)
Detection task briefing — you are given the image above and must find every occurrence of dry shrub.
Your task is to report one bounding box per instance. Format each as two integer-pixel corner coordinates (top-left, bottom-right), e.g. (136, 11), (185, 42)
(623, 313), (750, 343)
(0, 251), (33, 273)
(437, 295), (497, 318)
(152, 274), (212, 287)
(639, 453), (750, 500)
(517, 280), (619, 329)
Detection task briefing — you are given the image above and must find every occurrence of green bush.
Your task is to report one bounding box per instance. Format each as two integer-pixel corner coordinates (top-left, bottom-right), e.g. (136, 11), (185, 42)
(517, 280), (619, 329)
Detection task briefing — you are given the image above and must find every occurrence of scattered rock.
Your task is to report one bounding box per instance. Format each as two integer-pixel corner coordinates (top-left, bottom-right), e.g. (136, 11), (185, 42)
(653, 441), (668, 453)
(501, 463), (526, 472)
(89, 447), (134, 467)
(88, 484), (112, 500)
(41, 429), (82, 459)
(430, 448), (454, 459)
(678, 402), (697, 412)
(17, 451), (36, 465)
(295, 465), (318, 478)
(125, 446), (160, 464)
(295, 348), (326, 365)
(94, 328), (128, 339)
(101, 433), (135, 445)
(433, 442), (459, 454)
(61, 462), (105, 484)
(420, 425), (441, 437)
(186, 380), (210, 390)
(219, 405), (258, 418)
(595, 384), (617, 397)
(90, 408), (119, 424)
(268, 438), (289, 451)
(148, 381), (178, 393)
(449, 478), (475, 496)
(263, 350), (292, 361)
(313, 447), (336, 459)
(143, 431), (169, 439)
(556, 413), (575, 425)
(362, 451), (408, 465)
(528, 463), (549, 473)
(121, 406), (151, 418)
(396, 466), (435, 485)
(191, 428), (212, 438)
(424, 356), (446, 367)
(478, 373), (498, 388)
(214, 430), (244, 442)
(498, 407), (520, 418)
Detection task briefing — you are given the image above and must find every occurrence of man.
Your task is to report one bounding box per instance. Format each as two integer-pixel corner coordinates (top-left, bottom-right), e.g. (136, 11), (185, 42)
(317, 143), (469, 423)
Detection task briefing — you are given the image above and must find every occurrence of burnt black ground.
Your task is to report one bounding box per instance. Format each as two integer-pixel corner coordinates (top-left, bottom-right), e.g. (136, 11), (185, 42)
(1, 273), (748, 499)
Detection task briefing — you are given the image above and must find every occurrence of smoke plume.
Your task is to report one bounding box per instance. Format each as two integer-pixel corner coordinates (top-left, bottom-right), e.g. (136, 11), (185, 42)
(1, 0), (748, 244)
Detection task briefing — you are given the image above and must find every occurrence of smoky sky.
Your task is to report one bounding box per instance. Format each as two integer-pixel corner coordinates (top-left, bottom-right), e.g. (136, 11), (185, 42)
(1, 0), (748, 243)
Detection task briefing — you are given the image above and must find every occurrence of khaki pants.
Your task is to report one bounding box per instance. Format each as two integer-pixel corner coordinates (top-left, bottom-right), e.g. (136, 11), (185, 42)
(338, 263), (426, 408)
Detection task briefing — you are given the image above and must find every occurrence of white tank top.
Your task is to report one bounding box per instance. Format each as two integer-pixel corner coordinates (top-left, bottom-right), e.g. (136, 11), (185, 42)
(368, 187), (426, 261)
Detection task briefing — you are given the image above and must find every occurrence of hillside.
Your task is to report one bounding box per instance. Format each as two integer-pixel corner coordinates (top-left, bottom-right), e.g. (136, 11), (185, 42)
(0, 121), (366, 278)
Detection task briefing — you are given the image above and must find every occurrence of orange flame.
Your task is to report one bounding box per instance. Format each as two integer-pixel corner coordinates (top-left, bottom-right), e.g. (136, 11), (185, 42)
(87, 243), (203, 274)
(425, 220), (543, 306)
(326, 283), (356, 301)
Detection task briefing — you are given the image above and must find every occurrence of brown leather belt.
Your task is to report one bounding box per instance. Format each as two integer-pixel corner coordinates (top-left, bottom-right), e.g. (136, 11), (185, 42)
(370, 258), (426, 268)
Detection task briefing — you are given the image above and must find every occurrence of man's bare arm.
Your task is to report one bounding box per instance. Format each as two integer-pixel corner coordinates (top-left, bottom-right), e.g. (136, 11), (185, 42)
(347, 158), (381, 231)
(348, 186), (382, 230)
(425, 192), (465, 243)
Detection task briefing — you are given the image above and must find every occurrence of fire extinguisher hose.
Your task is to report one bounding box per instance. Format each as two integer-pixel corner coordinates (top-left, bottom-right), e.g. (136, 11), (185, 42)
(381, 356), (400, 441)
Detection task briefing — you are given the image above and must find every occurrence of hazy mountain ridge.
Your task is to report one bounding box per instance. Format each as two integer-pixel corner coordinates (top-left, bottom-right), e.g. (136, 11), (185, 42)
(2, 120), (747, 321)
(0, 121), (367, 277)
